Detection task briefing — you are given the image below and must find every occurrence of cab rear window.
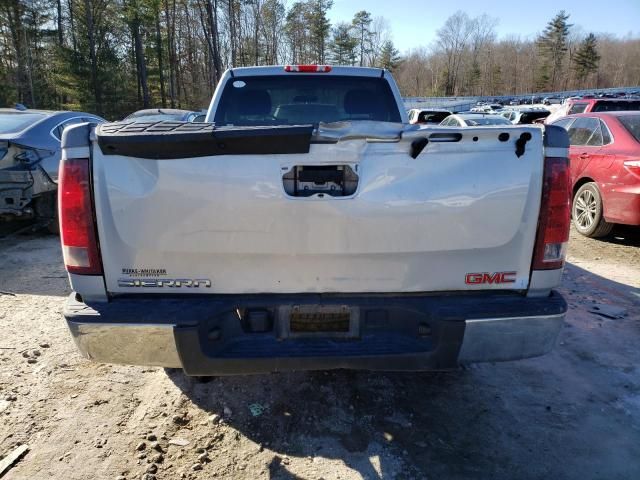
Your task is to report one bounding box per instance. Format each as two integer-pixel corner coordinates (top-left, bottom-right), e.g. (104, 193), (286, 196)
(618, 115), (640, 143)
(214, 75), (401, 126)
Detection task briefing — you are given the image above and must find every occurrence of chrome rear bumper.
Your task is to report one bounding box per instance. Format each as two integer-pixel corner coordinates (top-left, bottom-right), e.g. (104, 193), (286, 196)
(67, 321), (182, 368)
(64, 292), (566, 374)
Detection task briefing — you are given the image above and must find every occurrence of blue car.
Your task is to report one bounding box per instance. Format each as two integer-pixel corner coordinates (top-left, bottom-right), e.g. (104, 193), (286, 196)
(0, 107), (104, 230)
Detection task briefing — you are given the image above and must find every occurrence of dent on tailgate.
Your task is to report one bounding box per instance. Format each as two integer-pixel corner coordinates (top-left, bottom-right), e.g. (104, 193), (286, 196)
(90, 121), (544, 295)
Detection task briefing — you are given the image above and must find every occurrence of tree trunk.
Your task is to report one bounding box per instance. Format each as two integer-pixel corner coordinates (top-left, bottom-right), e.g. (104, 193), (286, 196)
(84, 0), (101, 114)
(228, 0), (236, 66)
(4, 2), (29, 105)
(202, 0), (222, 85)
(56, 0), (64, 46)
(155, 10), (166, 107)
(132, 16), (150, 108)
(67, 0), (77, 53)
(163, 0), (176, 108)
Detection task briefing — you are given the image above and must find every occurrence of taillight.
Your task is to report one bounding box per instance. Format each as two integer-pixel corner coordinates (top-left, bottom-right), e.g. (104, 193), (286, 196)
(284, 65), (332, 73)
(58, 158), (102, 275)
(532, 157), (571, 270)
(624, 160), (640, 178)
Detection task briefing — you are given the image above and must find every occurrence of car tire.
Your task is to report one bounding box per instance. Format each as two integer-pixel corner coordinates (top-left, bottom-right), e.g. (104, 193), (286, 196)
(33, 192), (59, 234)
(572, 182), (613, 238)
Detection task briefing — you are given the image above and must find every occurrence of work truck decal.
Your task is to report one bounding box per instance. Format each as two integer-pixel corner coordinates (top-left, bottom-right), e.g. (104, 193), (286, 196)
(121, 268), (167, 277)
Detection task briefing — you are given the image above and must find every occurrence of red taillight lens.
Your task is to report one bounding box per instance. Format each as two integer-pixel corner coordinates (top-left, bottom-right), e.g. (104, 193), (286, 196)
(284, 65), (332, 73)
(624, 160), (640, 179)
(532, 157), (571, 270)
(58, 158), (102, 275)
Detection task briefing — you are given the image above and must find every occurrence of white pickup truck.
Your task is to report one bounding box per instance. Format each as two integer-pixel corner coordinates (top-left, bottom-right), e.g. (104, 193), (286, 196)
(59, 66), (570, 375)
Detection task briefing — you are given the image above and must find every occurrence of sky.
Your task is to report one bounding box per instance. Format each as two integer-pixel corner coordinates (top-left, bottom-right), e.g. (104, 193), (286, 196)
(328, 0), (640, 53)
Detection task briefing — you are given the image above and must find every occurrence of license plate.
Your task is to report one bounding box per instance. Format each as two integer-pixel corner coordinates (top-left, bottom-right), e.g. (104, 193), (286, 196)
(281, 305), (359, 338)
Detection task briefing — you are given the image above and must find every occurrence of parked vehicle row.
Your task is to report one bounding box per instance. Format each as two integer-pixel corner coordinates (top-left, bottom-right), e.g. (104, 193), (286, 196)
(474, 90), (640, 108)
(3, 85), (638, 245)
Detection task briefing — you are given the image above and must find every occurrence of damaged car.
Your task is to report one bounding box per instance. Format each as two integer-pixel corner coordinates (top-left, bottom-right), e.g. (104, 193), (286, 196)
(0, 107), (104, 231)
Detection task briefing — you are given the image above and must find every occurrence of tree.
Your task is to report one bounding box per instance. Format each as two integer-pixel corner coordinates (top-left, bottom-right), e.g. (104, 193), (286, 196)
(306, 0), (332, 63)
(574, 33), (600, 86)
(329, 22), (357, 65)
(259, 0), (285, 64)
(536, 10), (572, 91)
(435, 11), (475, 96)
(125, 0), (150, 108)
(351, 10), (371, 67)
(379, 40), (400, 71)
(1, 1), (639, 119)
(285, 2), (310, 63)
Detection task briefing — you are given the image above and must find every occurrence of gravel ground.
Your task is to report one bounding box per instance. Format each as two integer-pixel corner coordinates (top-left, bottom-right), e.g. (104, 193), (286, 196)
(0, 226), (639, 480)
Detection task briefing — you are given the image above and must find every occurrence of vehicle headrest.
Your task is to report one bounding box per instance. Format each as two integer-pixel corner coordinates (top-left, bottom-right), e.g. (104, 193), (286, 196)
(344, 89), (380, 115)
(236, 89), (271, 116)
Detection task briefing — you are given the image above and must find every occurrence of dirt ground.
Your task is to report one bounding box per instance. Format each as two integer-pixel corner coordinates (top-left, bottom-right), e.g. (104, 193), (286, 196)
(0, 225), (639, 480)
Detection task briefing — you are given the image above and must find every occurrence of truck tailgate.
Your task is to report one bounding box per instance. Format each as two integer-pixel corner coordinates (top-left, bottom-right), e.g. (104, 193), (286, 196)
(91, 123), (544, 294)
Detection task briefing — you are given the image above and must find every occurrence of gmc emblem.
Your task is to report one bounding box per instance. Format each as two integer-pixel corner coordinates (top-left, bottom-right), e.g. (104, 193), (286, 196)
(465, 271), (517, 285)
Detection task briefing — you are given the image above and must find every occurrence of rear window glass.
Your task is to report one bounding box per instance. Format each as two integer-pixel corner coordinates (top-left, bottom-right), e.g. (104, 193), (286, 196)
(618, 115), (640, 143)
(519, 111), (551, 124)
(0, 112), (46, 134)
(214, 75), (401, 126)
(417, 111), (450, 124)
(600, 120), (612, 144)
(567, 117), (600, 146)
(568, 103), (588, 114)
(552, 117), (574, 130)
(592, 101), (640, 112)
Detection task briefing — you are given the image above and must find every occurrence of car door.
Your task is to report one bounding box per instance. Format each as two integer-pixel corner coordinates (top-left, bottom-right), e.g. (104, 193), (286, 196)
(566, 117), (604, 186)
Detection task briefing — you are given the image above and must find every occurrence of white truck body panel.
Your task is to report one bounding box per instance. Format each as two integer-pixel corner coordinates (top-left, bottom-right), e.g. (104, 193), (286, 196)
(92, 125), (544, 294)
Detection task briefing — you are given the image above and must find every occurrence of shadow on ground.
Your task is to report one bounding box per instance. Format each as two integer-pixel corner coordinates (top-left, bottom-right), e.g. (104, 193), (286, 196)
(164, 262), (640, 479)
(589, 225), (640, 247)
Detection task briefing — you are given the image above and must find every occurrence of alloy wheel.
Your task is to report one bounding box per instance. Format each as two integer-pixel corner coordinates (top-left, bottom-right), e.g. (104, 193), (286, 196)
(574, 189), (597, 230)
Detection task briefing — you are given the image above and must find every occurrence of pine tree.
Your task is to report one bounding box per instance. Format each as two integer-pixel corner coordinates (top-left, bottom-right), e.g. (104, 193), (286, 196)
(306, 0), (332, 64)
(573, 33), (600, 86)
(285, 2), (310, 63)
(329, 22), (357, 65)
(536, 10), (572, 90)
(379, 40), (401, 71)
(351, 10), (372, 67)
(466, 61), (481, 95)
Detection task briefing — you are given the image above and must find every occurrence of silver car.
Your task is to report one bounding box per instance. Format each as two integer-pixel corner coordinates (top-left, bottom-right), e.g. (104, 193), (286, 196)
(0, 107), (104, 230)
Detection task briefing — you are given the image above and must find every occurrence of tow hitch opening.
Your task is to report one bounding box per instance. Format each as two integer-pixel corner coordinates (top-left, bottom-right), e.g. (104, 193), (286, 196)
(283, 164), (359, 197)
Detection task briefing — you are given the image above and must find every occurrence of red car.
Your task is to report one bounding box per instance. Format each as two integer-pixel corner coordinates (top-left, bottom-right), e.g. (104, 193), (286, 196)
(551, 112), (640, 237)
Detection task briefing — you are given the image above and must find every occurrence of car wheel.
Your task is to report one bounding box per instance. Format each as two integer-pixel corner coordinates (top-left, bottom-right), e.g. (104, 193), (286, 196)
(33, 192), (59, 234)
(572, 182), (613, 238)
